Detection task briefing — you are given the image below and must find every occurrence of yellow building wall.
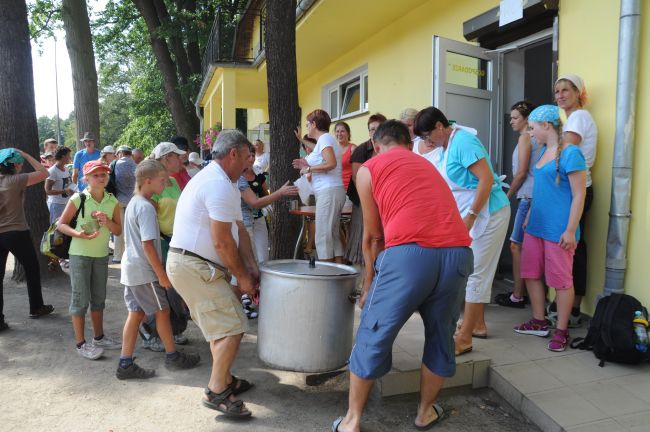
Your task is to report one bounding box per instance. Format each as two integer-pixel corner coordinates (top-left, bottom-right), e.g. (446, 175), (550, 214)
(297, 0), (496, 143)
(559, 0), (650, 313)
(247, 108), (269, 130)
(199, 0), (649, 311)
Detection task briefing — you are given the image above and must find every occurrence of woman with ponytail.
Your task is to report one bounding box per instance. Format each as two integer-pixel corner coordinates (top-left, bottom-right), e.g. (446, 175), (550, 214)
(548, 74), (597, 326)
(514, 105), (586, 352)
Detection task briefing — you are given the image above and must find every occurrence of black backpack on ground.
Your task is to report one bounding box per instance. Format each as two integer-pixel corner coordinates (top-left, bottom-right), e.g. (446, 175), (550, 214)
(571, 293), (649, 367)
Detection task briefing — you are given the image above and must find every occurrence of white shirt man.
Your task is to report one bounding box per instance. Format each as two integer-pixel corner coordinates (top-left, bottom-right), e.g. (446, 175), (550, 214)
(166, 129), (258, 419)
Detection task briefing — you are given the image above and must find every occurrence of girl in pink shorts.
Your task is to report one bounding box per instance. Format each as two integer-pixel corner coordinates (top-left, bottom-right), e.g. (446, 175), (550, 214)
(513, 105), (586, 352)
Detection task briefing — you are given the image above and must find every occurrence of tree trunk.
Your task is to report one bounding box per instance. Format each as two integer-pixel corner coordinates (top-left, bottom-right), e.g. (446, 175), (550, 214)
(0, 0), (52, 280)
(133, 0), (199, 141)
(61, 0), (101, 149)
(179, 0), (202, 75)
(152, 0), (192, 87)
(265, 0), (301, 259)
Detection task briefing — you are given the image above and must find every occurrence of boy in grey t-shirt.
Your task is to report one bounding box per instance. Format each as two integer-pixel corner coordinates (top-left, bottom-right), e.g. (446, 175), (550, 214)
(116, 160), (200, 380)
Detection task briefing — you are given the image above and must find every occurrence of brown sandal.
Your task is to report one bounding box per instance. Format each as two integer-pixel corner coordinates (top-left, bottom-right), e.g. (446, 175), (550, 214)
(202, 387), (251, 418)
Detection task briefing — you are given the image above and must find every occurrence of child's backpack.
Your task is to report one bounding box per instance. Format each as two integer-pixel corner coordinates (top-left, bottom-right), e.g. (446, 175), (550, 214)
(105, 159), (118, 195)
(571, 293), (649, 367)
(40, 194), (86, 260)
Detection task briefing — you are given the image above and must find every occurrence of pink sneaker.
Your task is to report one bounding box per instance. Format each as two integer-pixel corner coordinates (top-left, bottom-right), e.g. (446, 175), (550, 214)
(514, 318), (550, 337)
(547, 329), (569, 352)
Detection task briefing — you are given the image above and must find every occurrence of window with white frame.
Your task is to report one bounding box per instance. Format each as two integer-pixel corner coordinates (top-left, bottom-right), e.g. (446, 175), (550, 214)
(323, 65), (368, 120)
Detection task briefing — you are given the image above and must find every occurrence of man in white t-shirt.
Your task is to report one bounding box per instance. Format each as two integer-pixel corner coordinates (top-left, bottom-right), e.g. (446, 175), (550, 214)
(166, 129), (258, 419)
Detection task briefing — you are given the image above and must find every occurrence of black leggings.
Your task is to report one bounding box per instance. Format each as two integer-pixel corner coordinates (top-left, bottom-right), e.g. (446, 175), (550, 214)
(0, 230), (44, 319)
(573, 186), (593, 297)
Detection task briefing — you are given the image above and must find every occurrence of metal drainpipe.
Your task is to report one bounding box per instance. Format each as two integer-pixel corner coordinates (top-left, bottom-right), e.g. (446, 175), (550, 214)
(603, 0), (641, 295)
(195, 103), (205, 158)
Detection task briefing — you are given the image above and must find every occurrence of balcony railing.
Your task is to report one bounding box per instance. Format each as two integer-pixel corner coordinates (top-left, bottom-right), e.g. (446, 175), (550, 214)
(201, 5), (265, 77)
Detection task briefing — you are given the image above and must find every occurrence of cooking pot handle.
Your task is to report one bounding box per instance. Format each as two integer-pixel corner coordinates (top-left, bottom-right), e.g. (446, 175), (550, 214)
(348, 290), (360, 304)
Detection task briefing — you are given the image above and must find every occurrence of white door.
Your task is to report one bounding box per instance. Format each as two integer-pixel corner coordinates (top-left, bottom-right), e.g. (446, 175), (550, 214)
(433, 36), (501, 171)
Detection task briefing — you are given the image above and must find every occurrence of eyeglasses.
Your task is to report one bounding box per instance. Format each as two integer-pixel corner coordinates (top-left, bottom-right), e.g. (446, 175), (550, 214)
(305, 121), (312, 128)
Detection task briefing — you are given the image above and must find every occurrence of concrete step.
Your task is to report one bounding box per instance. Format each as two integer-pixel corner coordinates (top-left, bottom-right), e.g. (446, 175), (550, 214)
(377, 355), (491, 397)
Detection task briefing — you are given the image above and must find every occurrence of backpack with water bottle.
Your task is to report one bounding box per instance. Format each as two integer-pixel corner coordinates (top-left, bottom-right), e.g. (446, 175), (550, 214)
(571, 293), (649, 367)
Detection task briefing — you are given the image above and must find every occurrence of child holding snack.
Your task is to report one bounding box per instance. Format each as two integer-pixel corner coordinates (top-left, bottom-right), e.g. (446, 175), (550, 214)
(58, 160), (122, 360)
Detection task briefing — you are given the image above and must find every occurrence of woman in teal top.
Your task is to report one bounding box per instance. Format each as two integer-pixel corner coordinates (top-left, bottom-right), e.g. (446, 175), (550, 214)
(414, 107), (510, 357)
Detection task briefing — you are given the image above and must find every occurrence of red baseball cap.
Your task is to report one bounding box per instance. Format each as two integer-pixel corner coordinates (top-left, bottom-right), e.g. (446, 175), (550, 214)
(83, 160), (111, 176)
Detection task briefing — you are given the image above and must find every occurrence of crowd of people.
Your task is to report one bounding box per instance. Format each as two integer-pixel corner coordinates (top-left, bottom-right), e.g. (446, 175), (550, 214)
(0, 73), (596, 430)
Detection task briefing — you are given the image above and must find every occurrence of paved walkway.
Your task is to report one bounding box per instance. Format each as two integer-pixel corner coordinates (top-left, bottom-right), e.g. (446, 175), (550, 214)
(3, 255), (648, 431)
(387, 283), (650, 432)
(0, 259), (534, 432)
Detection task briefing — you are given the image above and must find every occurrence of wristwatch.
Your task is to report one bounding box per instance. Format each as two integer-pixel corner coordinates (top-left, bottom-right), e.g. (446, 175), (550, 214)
(468, 209), (478, 217)
(307, 166), (311, 173)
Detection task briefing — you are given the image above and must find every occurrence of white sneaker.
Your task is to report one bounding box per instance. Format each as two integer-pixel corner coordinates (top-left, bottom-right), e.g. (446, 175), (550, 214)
(91, 335), (122, 350)
(76, 342), (104, 360)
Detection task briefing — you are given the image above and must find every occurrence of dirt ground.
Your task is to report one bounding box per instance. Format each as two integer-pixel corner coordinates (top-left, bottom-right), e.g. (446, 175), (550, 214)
(0, 259), (539, 432)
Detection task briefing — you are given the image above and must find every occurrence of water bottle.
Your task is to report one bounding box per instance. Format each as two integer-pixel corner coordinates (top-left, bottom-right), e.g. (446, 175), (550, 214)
(632, 311), (649, 353)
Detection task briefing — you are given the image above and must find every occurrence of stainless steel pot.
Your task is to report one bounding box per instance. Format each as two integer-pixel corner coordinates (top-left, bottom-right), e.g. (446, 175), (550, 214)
(257, 259), (359, 373)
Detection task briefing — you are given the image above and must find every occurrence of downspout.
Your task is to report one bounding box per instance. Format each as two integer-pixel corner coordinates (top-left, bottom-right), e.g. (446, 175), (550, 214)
(195, 103), (205, 158)
(603, 0), (641, 295)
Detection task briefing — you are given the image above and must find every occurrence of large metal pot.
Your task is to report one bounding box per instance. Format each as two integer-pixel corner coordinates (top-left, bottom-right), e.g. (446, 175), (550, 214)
(257, 259), (359, 373)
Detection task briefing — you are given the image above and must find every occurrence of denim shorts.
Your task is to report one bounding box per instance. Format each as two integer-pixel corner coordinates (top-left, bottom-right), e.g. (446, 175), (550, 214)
(510, 198), (531, 244)
(349, 244), (473, 380)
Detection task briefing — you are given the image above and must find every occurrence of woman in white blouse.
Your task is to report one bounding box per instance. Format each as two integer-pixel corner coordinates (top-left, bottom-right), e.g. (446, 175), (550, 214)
(292, 109), (345, 263)
(550, 73), (597, 326)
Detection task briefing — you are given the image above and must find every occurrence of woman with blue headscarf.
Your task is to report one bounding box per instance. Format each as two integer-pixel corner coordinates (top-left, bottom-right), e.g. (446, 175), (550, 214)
(0, 148), (54, 331)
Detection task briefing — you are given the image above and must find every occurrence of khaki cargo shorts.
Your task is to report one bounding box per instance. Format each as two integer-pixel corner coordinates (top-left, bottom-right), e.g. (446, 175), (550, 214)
(166, 250), (247, 341)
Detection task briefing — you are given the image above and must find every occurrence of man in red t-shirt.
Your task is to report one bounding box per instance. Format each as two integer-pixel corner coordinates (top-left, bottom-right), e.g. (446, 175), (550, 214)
(332, 121), (473, 432)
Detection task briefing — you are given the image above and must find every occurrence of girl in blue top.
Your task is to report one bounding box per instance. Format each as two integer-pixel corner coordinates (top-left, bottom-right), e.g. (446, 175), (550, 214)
(514, 105), (586, 352)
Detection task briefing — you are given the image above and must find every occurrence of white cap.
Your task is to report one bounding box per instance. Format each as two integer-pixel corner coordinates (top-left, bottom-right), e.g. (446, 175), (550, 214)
(188, 152), (202, 165)
(101, 145), (115, 154)
(151, 142), (186, 160)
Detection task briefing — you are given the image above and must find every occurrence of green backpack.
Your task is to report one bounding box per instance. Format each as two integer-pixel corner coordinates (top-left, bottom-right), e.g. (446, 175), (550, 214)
(40, 194), (86, 260)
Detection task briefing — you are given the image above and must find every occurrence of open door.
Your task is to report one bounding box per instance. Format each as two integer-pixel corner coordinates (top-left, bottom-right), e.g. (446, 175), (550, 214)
(433, 36), (501, 171)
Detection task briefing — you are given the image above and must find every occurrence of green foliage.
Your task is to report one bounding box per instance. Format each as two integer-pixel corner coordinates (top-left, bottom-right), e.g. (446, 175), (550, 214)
(100, 92), (131, 147)
(115, 111), (175, 155)
(36, 113), (75, 149)
(28, 0), (61, 45)
(30, 0), (247, 152)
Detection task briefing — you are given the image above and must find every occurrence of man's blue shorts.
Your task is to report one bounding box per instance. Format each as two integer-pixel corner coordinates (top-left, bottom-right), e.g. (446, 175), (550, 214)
(349, 244), (473, 380)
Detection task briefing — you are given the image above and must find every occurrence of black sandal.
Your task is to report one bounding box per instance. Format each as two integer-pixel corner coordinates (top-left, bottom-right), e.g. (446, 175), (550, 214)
(202, 387), (251, 418)
(230, 375), (254, 396)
